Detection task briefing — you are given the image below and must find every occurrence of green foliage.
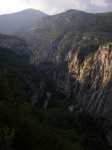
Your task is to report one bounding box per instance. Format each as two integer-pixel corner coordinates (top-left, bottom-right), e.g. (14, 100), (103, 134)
(0, 127), (15, 150)
(0, 99), (111, 150)
(0, 69), (28, 103)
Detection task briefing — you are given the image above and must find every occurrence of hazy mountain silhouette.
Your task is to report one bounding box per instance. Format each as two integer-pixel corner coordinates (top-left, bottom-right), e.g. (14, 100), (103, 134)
(0, 9), (47, 35)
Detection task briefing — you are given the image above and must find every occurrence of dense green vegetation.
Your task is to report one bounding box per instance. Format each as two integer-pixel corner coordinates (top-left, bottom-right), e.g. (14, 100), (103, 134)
(0, 100), (111, 150)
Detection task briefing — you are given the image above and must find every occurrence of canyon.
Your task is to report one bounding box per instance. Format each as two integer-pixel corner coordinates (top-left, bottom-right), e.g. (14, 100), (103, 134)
(0, 9), (112, 149)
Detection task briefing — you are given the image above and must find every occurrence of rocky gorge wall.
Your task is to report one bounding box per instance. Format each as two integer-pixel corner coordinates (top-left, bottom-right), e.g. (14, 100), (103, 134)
(68, 43), (112, 118)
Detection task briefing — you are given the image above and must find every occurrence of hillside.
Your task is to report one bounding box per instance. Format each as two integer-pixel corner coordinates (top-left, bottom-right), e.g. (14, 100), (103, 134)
(0, 33), (31, 57)
(18, 9), (112, 63)
(0, 9), (47, 35)
(0, 9), (112, 149)
(0, 45), (111, 150)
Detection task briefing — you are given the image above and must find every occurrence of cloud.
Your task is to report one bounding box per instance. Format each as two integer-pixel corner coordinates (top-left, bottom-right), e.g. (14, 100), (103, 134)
(90, 0), (112, 12)
(25, 0), (112, 14)
(26, 0), (81, 14)
(0, 0), (112, 14)
(0, 0), (29, 14)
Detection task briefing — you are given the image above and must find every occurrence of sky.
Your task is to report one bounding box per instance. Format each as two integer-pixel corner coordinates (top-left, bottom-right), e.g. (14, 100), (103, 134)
(0, 0), (112, 15)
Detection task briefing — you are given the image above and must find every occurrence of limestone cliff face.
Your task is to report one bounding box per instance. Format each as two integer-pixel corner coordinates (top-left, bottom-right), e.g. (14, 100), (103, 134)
(68, 43), (112, 118)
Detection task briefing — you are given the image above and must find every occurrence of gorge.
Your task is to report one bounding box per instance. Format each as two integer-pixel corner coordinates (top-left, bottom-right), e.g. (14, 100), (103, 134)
(0, 8), (112, 150)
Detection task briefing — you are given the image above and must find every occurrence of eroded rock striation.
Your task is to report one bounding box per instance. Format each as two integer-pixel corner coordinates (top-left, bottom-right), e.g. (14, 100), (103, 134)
(68, 43), (112, 118)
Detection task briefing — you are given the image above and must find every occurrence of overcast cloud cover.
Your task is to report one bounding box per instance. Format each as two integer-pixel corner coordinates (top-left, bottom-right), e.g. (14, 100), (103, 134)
(0, 0), (112, 14)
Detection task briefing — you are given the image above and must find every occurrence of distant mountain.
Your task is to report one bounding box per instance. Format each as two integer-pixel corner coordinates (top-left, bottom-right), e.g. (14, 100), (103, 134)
(19, 9), (112, 63)
(0, 9), (47, 34)
(0, 9), (112, 148)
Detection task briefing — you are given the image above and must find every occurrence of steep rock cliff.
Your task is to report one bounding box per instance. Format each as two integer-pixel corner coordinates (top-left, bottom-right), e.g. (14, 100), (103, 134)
(68, 43), (112, 118)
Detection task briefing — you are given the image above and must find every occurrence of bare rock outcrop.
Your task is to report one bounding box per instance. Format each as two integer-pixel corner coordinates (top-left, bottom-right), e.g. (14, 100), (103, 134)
(68, 43), (112, 118)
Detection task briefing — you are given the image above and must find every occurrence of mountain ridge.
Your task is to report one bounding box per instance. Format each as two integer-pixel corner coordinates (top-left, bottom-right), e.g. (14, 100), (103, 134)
(0, 8), (48, 35)
(1, 8), (112, 16)
(0, 8), (47, 16)
(0, 8), (112, 149)
(18, 9), (112, 64)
